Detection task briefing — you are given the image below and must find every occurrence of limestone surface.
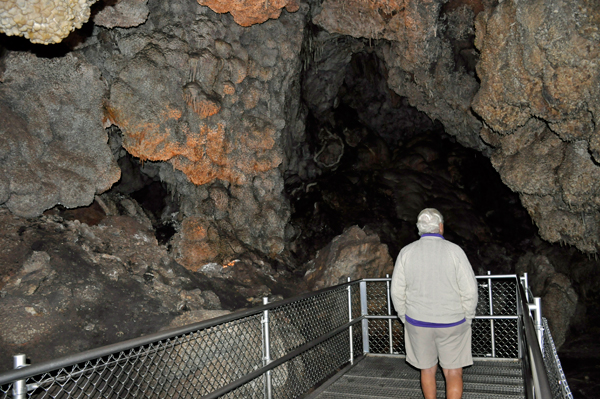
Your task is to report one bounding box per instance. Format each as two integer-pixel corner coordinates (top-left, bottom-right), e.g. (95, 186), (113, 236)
(94, 0), (149, 29)
(77, 0), (308, 266)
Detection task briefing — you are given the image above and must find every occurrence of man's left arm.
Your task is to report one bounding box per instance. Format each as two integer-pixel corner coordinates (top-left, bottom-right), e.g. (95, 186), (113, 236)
(454, 249), (478, 324)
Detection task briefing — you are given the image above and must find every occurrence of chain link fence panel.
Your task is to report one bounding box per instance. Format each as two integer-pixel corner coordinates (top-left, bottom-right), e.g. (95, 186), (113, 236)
(363, 277), (519, 359)
(0, 284), (362, 399)
(542, 318), (573, 399)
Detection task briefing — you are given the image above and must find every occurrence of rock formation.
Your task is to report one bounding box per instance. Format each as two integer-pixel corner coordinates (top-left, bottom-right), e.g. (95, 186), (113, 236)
(516, 253), (578, 348)
(474, 0), (600, 253)
(304, 225), (394, 290)
(94, 0), (150, 29)
(0, 0), (98, 44)
(0, 52), (120, 218)
(0, 193), (302, 370)
(0, 0), (598, 257)
(198, 0), (300, 27)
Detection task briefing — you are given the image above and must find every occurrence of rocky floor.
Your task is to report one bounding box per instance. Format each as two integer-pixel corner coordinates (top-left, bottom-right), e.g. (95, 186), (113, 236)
(559, 334), (600, 398)
(0, 196), (304, 372)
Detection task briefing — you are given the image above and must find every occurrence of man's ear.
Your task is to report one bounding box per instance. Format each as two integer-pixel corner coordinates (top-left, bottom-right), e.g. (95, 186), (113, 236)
(439, 223), (444, 235)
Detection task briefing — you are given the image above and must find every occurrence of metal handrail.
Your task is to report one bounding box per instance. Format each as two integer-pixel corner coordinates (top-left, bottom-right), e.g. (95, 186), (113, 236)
(517, 283), (553, 398)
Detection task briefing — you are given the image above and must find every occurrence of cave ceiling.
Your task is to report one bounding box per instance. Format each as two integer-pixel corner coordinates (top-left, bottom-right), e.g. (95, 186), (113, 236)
(0, 0), (599, 259)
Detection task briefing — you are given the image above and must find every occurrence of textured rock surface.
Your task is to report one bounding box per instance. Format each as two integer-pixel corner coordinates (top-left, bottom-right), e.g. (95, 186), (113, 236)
(96, 1), (308, 264)
(0, 193), (304, 371)
(197, 0), (300, 27)
(516, 252), (578, 348)
(0, 0), (97, 44)
(0, 207), (214, 369)
(304, 225), (393, 290)
(473, 0), (600, 253)
(311, 0), (486, 152)
(94, 0), (149, 29)
(0, 52), (120, 217)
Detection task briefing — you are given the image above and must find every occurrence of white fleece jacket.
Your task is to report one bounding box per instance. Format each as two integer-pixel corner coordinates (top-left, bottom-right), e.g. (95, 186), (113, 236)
(391, 235), (478, 324)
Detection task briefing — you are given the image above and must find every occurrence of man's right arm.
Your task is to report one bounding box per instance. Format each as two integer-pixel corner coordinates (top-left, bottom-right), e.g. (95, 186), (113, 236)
(390, 253), (407, 323)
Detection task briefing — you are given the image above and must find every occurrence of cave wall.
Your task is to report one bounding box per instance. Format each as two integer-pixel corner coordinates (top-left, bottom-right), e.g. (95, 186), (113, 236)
(0, 0), (599, 262)
(474, 0), (600, 253)
(306, 0), (600, 253)
(1, 0), (310, 271)
(97, 0), (309, 267)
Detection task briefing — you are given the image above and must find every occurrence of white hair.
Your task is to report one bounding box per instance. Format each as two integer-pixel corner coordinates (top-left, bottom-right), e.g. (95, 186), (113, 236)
(417, 208), (444, 235)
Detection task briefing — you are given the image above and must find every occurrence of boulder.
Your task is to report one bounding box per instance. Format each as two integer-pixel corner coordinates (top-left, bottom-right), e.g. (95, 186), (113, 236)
(304, 225), (393, 290)
(516, 253), (578, 348)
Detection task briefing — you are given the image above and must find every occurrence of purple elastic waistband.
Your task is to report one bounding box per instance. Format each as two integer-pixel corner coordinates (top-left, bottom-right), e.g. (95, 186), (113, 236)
(406, 315), (466, 328)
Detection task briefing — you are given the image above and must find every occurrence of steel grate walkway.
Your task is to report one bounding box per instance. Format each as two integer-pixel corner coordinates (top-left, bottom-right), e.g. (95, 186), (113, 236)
(308, 355), (525, 399)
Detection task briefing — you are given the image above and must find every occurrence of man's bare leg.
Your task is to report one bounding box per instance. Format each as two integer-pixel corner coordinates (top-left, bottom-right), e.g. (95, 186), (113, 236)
(442, 368), (463, 399)
(421, 365), (438, 399)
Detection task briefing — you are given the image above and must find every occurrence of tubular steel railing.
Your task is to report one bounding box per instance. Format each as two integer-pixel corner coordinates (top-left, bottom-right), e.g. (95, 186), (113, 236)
(0, 274), (571, 398)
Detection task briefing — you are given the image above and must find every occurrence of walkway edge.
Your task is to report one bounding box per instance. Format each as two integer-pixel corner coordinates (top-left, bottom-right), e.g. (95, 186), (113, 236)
(304, 355), (367, 399)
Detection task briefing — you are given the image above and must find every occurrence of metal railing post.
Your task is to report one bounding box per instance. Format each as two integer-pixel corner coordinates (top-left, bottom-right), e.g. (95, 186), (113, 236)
(517, 276), (524, 359)
(386, 274), (393, 354)
(12, 354), (27, 399)
(534, 297), (544, 353)
(347, 277), (354, 365)
(359, 280), (369, 354)
(262, 297), (272, 399)
(520, 273), (529, 301)
(487, 271), (496, 357)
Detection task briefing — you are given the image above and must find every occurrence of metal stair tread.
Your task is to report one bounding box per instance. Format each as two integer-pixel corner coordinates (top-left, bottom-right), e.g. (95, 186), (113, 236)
(321, 380), (525, 398)
(338, 374), (524, 394)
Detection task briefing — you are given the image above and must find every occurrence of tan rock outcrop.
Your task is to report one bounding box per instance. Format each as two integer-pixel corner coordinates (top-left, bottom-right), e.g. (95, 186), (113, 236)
(197, 0), (300, 27)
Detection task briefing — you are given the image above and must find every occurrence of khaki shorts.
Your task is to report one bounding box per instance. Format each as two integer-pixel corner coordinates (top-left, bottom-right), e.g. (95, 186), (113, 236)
(404, 322), (473, 369)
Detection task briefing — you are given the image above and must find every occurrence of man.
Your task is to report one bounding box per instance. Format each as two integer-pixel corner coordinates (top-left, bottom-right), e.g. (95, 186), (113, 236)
(391, 208), (478, 399)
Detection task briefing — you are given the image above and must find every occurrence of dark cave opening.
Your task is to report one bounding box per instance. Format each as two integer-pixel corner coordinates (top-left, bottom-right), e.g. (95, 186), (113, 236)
(129, 181), (177, 245)
(110, 152), (178, 246)
(289, 46), (536, 272)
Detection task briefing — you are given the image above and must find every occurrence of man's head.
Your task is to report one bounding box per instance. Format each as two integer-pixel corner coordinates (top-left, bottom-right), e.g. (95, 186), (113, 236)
(416, 208), (444, 235)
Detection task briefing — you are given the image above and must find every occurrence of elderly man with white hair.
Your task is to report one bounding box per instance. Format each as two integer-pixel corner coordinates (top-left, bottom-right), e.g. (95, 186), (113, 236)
(391, 208), (478, 399)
